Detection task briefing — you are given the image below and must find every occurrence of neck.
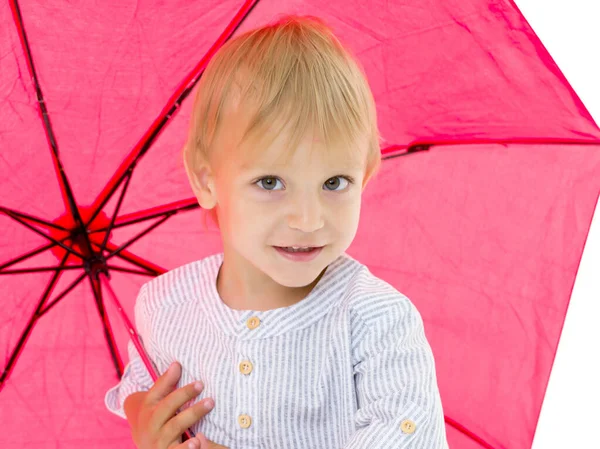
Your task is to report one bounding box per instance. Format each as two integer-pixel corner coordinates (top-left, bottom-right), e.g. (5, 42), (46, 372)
(216, 251), (323, 311)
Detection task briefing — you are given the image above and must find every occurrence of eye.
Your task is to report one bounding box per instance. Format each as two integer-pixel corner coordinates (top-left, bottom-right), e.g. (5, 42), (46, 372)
(324, 176), (352, 191)
(256, 177), (284, 191)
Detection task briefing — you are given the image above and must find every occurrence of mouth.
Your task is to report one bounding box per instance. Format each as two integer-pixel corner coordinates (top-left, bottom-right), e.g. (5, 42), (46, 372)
(275, 246), (323, 252)
(273, 245), (324, 261)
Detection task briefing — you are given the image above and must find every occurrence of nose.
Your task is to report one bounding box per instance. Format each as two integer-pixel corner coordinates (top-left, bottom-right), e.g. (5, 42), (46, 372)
(286, 192), (325, 233)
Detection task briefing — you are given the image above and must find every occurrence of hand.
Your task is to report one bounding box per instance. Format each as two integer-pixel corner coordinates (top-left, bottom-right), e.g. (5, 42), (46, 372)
(125, 361), (217, 449)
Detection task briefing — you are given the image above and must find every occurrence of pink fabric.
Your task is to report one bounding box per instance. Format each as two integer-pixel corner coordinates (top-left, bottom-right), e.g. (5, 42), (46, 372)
(1, 1), (599, 448)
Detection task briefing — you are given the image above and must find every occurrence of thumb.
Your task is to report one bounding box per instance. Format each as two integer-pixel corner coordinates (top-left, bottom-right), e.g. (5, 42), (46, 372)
(146, 361), (181, 404)
(194, 433), (220, 449)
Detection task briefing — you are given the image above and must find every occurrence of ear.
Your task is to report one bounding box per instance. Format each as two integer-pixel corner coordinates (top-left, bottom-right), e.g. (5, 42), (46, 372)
(361, 168), (373, 192)
(361, 175), (373, 192)
(183, 148), (218, 210)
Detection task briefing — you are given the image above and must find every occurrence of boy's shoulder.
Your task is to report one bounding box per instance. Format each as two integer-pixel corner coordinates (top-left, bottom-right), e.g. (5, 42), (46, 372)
(137, 252), (222, 314)
(340, 253), (419, 328)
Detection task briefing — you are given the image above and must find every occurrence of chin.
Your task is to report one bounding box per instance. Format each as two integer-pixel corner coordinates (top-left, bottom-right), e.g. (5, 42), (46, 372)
(268, 263), (329, 289)
(274, 277), (320, 289)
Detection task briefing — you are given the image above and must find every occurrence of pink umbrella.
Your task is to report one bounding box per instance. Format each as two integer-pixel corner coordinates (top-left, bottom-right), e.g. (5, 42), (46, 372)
(2, 0), (599, 448)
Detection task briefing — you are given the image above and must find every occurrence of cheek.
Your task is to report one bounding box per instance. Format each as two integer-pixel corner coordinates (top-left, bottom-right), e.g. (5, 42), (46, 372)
(216, 185), (246, 230)
(227, 192), (275, 233)
(327, 195), (361, 230)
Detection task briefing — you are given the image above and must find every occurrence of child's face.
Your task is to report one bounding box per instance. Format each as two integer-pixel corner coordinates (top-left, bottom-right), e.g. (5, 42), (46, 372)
(192, 115), (367, 289)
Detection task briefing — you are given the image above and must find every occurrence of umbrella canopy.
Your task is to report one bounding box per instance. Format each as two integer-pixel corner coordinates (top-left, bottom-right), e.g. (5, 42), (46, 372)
(2, 1), (599, 448)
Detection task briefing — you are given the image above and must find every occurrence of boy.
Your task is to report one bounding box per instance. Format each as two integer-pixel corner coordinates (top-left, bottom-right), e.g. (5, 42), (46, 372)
(105, 15), (448, 449)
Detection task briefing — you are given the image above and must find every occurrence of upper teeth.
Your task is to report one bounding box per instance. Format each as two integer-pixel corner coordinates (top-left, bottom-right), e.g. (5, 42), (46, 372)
(284, 246), (313, 252)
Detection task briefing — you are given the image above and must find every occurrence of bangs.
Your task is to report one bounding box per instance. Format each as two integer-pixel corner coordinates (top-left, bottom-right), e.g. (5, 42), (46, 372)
(234, 98), (370, 169)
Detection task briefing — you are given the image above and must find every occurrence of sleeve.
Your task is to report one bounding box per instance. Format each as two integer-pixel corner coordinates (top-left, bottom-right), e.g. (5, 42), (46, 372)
(343, 293), (449, 449)
(104, 283), (156, 419)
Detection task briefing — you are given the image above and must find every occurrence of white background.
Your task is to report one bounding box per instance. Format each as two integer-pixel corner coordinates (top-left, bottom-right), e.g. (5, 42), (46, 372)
(512, 1), (600, 448)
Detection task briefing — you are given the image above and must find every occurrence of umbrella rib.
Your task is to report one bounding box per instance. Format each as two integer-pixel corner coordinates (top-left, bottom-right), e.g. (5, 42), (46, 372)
(89, 240), (165, 276)
(444, 415), (498, 449)
(381, 137), (600, 160)
(88, 273), (123, 378)
(99, 275), (197, 441)
(8, 0), (95, 261)
(88, 198), (199, 235)
(1, 209), (85, 259)
(105, 214), (172, 260)
(99, 170), (134, 253)
(107, 265), (160, 277)
(0, 252), (70, 391)
(0, 206), (69, 232)
(84, 0), (261, 229)
(0, 241), (58, 271)
(0, 265), (84, 275)
(38, 271), (88, 318)
(112, 253), (164, 276)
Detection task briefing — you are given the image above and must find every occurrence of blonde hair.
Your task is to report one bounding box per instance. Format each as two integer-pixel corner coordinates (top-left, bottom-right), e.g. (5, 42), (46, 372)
(183, 15), (382, 228)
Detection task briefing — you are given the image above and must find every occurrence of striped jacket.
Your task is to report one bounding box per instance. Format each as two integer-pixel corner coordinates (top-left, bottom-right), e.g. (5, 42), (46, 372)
(105, 252), (448, 448)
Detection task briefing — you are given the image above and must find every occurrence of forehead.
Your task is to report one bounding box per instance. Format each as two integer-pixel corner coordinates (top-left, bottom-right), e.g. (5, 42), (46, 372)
(237, 126), (367, 172)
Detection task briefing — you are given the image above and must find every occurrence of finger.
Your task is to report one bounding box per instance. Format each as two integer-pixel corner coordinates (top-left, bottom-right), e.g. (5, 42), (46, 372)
(183, 434), (230, 449)
(195, 433), (230, 449)
(192, 433), (214, 449)
(146, 362), (182, 404)
(166, 434), (183, 449)
(167, 438), (183, 449)
(151, 379), (207, 429)
(194, 433), (210, 449)
(160, 397), (215, 445)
